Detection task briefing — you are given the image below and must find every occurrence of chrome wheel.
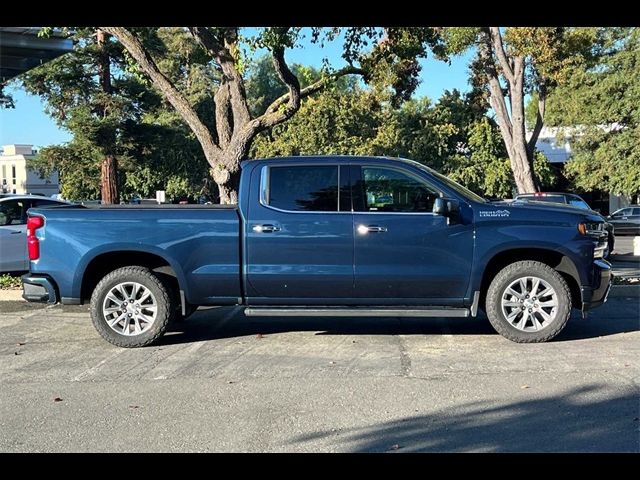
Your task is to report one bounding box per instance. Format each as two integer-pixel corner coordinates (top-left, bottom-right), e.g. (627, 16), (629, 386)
(102, 282), (158, 336)
(500, 276), (558, 332)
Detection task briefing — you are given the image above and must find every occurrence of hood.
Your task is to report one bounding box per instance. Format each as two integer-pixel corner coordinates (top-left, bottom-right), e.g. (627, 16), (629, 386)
(487, 200), (604, 222)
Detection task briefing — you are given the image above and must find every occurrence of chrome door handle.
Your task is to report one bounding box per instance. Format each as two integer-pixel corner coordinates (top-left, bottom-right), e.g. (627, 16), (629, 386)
(253, 224), (281, 233)
(357, 224), (388, 234)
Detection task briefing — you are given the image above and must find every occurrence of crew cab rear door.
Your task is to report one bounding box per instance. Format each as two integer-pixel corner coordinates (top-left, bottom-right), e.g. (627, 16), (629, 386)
(245, 163), (354, 303)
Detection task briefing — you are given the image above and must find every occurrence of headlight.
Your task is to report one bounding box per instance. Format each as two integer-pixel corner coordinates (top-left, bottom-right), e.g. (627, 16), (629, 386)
(578, 222), (604, 236)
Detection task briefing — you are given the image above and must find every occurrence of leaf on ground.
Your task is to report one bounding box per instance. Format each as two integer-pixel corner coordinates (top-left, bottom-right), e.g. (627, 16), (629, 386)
(521, 385), (530, 389)
(129, 405), (139, 409)
(14, 351), (20, 355)
(17, 342), (25, 346)
(53, 397), (63, 402)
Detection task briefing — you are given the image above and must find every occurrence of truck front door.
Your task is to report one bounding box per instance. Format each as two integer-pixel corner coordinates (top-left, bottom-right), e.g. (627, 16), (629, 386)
(351, 164), (473, 304)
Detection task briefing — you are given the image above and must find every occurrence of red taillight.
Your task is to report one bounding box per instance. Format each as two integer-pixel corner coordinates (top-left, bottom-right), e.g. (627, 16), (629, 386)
(27, 216), (44, 261)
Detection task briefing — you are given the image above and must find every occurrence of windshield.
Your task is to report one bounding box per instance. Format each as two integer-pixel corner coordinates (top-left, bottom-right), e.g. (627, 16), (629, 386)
(411, 163), (487, 203)
(567, 198), (591, 210)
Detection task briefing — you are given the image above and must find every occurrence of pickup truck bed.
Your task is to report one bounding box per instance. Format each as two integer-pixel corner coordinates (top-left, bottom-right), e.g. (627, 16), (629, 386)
(29, 205), (241, 305)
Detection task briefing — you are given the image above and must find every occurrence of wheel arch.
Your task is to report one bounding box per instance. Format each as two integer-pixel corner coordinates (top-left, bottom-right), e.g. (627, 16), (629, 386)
(78, 249), (184, 304)
(479, 248), (582, 310)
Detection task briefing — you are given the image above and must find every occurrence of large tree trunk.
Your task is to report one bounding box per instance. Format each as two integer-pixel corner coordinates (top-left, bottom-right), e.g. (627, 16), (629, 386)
(483, 28), (538, 194)
(214, 169), (241, 204)
(100, 155), (118, 204)
(97, 29), (119, 204)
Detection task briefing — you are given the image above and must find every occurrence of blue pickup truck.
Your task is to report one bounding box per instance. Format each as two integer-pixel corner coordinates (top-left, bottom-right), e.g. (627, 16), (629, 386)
(21, 156), (612, 347)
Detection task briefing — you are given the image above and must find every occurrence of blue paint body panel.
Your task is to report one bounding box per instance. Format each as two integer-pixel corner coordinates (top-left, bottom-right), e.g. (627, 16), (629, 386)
(27, 156), (610, 312)
(29, 206), (241, 305)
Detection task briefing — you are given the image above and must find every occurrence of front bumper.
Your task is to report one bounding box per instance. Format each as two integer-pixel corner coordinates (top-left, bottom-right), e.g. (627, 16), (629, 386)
(21, 274), (58, 304)
(581, 259), (612, 311)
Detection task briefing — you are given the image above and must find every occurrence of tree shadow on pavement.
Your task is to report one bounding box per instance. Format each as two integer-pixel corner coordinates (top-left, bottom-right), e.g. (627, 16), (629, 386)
(288, 384), (640, 452)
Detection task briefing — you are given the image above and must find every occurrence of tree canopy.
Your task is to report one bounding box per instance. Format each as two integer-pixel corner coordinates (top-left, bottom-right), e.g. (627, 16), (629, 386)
(544, 27), (640, 196)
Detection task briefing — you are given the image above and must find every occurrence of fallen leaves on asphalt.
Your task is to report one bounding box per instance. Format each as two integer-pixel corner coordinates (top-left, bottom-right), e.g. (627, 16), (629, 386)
(53, 397), (63, 402)
(521, 385), (530, 389)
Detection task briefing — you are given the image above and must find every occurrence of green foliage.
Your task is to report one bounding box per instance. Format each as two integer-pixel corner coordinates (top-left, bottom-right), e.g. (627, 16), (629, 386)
(545, 28), (640, 195)
(17, 27), (214, 202)
(0, 274), (22, 290)
(251, 68), (522, 198)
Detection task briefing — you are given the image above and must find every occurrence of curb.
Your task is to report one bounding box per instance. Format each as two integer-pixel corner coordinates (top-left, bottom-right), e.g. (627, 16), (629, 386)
(0, 289), (24, 302)
(609, 285), (640, 298)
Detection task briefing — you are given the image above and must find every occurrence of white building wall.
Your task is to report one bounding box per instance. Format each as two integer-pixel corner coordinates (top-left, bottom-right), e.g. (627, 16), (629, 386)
(1, 144), (59, 195)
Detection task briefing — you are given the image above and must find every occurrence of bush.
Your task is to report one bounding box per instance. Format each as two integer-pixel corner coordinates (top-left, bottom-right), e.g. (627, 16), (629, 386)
(0, 274), (22, 290)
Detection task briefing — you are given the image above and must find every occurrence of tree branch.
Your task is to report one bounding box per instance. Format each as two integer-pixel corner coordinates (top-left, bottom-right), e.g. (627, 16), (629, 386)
(527, 83), (546, 158)
(265, 65), (365, 116)
(253, 40), (302, 130)
(102, 27), (221, 160)
(214, 81), (232, 148)
(188, 27), (252, 128)
(489, 27), (515, 85)
(480, 32), (513, 144)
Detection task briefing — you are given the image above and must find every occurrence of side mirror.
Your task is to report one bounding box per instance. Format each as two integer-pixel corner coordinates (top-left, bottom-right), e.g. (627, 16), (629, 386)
(433, 197), (460, 217)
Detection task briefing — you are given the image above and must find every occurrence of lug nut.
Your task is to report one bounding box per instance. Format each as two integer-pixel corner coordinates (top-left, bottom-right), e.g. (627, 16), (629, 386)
(128, 313), (132, 317)
(528, 308), (532, 313)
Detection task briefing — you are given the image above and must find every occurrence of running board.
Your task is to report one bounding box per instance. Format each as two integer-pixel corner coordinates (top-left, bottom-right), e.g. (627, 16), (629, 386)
(244, 307), (470, 318)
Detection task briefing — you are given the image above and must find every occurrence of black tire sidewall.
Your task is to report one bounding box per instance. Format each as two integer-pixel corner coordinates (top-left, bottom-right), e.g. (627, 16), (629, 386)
(90, 267), (172, 347)
(486, 261), (572, 343)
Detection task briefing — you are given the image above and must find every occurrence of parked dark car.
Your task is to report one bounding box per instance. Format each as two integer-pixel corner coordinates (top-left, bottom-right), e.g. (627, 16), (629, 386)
(0, 195), (70, 272)
(514, 192), (615, 256)
(607, 206), (640, 235)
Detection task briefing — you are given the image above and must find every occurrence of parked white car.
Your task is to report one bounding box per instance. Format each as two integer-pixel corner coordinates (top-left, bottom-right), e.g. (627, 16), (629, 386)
(0, 195), (69, 272)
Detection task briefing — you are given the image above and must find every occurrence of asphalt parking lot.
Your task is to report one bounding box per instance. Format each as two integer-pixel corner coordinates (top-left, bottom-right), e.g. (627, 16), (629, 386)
(1, 291), (638, 452)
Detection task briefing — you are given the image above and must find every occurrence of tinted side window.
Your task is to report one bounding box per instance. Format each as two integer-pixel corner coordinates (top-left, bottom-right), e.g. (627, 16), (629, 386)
(632, 208), (640, 216)
(269, 166), (339, 212)
(0, 200), (27, 225)
(616, 208), (632, 217)
(354, 167), (440, 213)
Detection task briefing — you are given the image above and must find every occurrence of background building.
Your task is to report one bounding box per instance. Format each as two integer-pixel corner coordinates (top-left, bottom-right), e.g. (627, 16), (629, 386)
(0, 144), (59, 195)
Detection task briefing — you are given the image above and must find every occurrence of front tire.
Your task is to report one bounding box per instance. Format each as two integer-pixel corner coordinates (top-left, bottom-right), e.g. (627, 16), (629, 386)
(90, 266), (173, 347)
(486, 261), (572, 343)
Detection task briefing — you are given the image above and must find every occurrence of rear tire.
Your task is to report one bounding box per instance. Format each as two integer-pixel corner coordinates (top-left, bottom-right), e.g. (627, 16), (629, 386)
(486, 260), (572, 343)
(90, 266), (173, 347)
